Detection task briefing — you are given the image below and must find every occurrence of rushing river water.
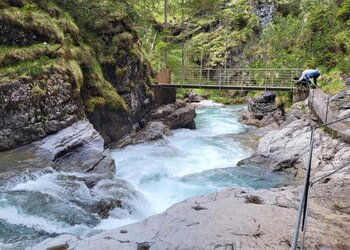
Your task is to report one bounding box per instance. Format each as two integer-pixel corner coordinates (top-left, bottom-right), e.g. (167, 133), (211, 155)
(0, 105), (290, 249)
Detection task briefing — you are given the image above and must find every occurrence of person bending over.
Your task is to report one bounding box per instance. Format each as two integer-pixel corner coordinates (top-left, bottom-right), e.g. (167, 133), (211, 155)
(294, 69), (320, 87)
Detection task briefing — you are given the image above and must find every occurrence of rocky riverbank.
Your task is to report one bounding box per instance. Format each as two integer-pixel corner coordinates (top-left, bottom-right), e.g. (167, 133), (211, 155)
(0, 100), (197, 215)
(32, 94), (350, 250)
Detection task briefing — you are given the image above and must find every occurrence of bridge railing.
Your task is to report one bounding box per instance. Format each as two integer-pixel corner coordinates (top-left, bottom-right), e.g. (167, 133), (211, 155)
(171, 68), (302, 87)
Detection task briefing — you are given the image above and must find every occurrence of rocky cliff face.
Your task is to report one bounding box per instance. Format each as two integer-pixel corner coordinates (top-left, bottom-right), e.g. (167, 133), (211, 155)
(0, 72), (84, 151)
(0, 0), (154, 150)
(252, 1), (275, 27)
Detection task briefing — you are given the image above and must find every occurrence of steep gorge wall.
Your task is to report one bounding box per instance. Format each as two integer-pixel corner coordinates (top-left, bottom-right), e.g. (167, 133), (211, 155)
(0, 0), (154, 150)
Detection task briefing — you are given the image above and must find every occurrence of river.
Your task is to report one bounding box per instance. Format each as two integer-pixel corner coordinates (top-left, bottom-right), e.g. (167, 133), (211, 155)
(0, 105), (290, 249)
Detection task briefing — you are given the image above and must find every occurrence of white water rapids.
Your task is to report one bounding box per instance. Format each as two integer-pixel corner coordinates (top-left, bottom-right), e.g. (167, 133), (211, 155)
(0, 105), (290, 249)
(112, 105), (252, 214)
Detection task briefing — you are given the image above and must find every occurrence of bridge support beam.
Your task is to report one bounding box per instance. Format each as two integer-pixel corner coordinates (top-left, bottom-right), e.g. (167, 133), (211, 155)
(153, 85), (176, 105)
(293, 88), (309, 103)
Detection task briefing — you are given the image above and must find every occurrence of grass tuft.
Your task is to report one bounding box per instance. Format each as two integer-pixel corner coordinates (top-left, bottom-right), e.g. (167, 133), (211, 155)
(0, 6), (65, 42)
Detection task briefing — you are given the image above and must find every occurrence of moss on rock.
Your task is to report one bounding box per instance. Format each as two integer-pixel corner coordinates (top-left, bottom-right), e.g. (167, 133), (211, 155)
(0, 0), (153, 114)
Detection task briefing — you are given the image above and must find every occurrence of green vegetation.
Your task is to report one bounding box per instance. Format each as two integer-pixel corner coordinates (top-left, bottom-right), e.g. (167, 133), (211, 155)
(0, 0), (153, 113)
(248, 0), (350, 90)
(0, 6), (65, 42)
(31, 84), (46, 96)
(2, 0), (350, 109)
(131, 0), (350, 103)
(0, 56), (56, 78)
(0, 44), (60, 66)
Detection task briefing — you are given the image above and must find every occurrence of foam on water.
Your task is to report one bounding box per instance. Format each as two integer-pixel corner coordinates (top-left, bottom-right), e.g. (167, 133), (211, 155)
(111, 105), (256, 213)
(0, 206), (91, 235)
(0, 105), (290, 249)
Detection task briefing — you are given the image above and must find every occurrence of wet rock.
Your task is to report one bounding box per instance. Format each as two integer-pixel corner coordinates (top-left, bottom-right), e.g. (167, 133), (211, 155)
(37, 120), (115, 176)
(186, 120), (196, 130)
(248, 91), (277, 119)
(132, 122), (172, 143)
(0, 120), (115, 187)
(185, 91), (206, 103)
(109, 121), (173, 148)
(90, 199), (122, 219)
(6, 189), (101, 226)
(151, 100), (196, 129)
(241, 91), (284, 128)
(91, 178), (150, 217)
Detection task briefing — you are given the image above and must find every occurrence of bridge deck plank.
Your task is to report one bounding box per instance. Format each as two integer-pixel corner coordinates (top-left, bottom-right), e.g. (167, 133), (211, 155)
(155, 84), (296, 91)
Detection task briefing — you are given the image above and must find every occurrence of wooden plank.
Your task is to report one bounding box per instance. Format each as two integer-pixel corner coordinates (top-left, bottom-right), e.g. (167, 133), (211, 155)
(156, 84), (294, 91)
(156, 69), (171, 84)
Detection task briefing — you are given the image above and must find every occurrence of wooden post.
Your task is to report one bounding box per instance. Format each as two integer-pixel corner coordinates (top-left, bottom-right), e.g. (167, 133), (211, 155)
(153, 85), (176, 105)
(293, 88), (309, 103)
(156, 69), (171, 84)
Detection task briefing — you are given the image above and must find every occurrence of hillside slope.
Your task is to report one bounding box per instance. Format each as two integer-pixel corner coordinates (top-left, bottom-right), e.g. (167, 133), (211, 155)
(0, 0), (154, 150)
(142, 0), (350, 93)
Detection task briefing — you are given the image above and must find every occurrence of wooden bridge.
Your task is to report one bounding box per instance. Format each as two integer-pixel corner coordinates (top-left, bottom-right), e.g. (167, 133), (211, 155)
(155, 68), (302, 91)
(153, 68), (308, 105)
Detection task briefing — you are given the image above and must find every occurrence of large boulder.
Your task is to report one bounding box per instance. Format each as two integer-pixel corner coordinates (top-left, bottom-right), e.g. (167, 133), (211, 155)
(38, 120), (115, 176)
(248, 91), (277, 119)
(109, 101), (196, 148)
(0, 120), (115, 188)
(184, 91), (207, 103)
(108, 121), (173, 148)
(241, 91), (284, 128)
(151, 100), (197, 129)
(132, 122), (172, 143)
(239, 102), (347, 177)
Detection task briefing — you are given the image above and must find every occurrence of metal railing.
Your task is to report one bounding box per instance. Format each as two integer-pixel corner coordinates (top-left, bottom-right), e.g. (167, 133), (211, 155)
(171, 68), (302, 88)
(309, 84), (350, 124)
(292, 86), (350, 250)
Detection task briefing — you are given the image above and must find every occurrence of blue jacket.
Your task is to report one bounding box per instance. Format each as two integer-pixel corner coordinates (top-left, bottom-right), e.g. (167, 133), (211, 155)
(299, 70), (320, 82)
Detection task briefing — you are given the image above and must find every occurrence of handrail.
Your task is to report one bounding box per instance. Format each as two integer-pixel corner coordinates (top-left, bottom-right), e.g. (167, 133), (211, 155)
(291, 127), (315, 250)
(170, 67), (302, 70)
(168, 68), (301, 88)
(292, 86), (350, 249)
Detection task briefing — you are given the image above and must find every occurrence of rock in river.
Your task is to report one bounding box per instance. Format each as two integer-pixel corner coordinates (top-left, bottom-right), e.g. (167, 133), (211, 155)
(0, 120), (115, 187)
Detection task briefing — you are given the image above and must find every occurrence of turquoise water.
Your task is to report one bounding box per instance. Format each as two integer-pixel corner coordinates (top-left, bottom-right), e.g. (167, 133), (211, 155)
(0, 105), (289, 249)
(111, 105), (289, 214)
